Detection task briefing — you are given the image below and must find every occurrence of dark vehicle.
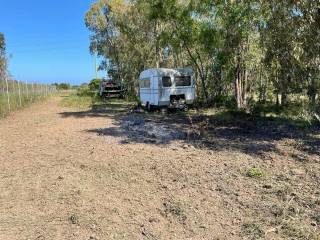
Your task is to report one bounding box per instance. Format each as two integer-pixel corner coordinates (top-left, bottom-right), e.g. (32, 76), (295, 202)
(99, 79), (126, 98)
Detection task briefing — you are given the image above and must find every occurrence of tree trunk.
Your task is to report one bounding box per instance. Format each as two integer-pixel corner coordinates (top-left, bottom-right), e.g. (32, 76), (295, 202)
(281, 92), (287, 106)
(184, 45), (208, 103)
(308, 78), (317, 106)
(235, 59), (242, 109)
(234, 53), (247, 110)
(155, 20), (160, 68)
(199, 71), (209, 103)
(234, 42), (248, 110)
(242, 67), (247, 107)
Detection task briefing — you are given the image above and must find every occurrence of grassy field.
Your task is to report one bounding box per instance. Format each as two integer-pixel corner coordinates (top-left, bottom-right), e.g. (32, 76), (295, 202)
(59, 91), (131, 110)
(59, 92), (100, 109)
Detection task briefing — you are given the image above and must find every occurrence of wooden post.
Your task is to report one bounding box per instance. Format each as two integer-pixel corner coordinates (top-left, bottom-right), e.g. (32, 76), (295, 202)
(5, 72), (10, 112)
(17, 80), (22, 107)
(25, 80), (29, 100)
(32, 82), (35, 101)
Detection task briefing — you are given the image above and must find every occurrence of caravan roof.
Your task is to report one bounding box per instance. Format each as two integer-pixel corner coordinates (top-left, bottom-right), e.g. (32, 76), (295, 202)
(140, 68), (193, 78)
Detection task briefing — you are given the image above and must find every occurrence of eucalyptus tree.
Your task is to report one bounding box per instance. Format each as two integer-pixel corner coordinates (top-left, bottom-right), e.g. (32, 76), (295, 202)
(0, 33), (6, 71)
(85, 0), (320, 112)
(298, 2), (320, 106)
(260, 0), (320, 107)
(86, 0), (162, 94)
(0, 33), (7, 91)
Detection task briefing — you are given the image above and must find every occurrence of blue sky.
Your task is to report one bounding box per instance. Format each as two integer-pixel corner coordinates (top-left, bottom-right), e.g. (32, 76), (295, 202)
(0, 0), (105, 85)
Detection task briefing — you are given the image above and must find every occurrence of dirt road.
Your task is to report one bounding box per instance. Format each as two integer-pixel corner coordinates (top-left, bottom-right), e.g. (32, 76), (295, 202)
(0, 96), (319, 240)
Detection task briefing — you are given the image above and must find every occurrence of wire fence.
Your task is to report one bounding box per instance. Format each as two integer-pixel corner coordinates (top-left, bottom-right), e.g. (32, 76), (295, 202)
(0, 73), (56, 117)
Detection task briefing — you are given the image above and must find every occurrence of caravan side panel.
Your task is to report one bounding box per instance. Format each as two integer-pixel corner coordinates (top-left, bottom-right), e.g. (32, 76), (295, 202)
(139, 76), (151, 106)
(139, 72), (159, 106)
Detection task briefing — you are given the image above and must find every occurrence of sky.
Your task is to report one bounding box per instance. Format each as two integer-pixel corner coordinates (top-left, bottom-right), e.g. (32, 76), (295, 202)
(0, 0), (105, 85)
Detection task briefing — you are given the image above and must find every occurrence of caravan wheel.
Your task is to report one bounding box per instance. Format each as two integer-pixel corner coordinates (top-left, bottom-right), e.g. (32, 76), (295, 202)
(146, 102), (152, 112)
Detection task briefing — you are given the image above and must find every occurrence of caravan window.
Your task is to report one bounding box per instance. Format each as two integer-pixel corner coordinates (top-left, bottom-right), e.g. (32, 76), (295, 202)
(175, 76), (191, 86)
(140, 78), (150, 88)
(162, 76), (172, 87)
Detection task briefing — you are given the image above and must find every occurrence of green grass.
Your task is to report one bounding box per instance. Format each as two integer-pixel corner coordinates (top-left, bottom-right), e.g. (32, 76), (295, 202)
(59, 93), (100, 109)
(59, 88), (134, 110)
(246, 168), (264, 178)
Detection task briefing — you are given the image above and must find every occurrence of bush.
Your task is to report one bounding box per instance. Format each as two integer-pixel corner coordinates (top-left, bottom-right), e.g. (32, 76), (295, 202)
(53, 83), (71, 90)
(213, 95), (236, 109)
(88, 78), (101, 91)
(76, 86), (96, 97)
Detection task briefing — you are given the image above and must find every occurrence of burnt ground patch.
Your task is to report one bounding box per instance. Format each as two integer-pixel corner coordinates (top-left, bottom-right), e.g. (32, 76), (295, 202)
(75, 102), (320, 158)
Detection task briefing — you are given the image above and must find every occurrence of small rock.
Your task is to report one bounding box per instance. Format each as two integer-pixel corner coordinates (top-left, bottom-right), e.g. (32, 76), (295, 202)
(120, 140), (130, 144)
(69, 214), (78, 225)
(262, 184), (272, 189)
(149, 217), (159, 223)
(182, 144), (189, 149)
(293, 154), (308, 162)
(88, 237), (98, 240)
(313, 214), (320, 224)
(291, 168), (305, 176)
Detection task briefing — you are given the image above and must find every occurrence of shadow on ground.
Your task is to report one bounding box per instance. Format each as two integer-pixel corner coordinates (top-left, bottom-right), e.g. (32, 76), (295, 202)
(59, 102), (320, 157)
(59, 102), (129, 118)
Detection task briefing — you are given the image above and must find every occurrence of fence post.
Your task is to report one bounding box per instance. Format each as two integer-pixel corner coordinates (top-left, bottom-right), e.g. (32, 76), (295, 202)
(17, 80), (22, 107)
(25, 80), (29, 100)
(32, 82), (35, 102)
(4, 72), (10, 112)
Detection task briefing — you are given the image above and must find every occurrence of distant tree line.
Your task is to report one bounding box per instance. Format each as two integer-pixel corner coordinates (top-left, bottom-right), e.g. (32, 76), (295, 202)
(52, 83), (71, 90)
(85, 0), (319, 114)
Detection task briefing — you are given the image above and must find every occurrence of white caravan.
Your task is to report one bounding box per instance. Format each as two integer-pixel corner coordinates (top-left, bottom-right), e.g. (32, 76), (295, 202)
(139, 68), (195, 110)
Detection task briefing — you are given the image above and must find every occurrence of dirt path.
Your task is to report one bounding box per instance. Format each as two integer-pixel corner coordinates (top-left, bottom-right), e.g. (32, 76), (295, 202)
(0, 97), (319, 240)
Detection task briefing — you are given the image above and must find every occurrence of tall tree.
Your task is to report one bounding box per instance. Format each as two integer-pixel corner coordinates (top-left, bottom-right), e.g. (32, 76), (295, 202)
(0, 33), (7, 79)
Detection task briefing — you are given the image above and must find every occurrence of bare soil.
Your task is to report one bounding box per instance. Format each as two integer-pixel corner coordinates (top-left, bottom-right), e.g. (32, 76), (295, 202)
(0, 96), (319, 240)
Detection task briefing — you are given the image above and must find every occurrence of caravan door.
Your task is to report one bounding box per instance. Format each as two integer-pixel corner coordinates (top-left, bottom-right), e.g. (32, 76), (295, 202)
(151, 76), (159, 106)
(139, 75), (159, 106)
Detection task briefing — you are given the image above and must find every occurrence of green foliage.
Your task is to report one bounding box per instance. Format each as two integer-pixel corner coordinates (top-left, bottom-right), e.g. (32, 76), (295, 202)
(53, 83), (71, 90)
(250, 100), (319, 125)
(0, 32), (7, 82)
(89, 78), (101, 91)
(60, 84), (101, 109)
(242, 223), (264, 239)
(246, 168), (264, 178)
(0, 32), (5, 58)
(76, 85), (96, 97)
(59, 93), (96, 109)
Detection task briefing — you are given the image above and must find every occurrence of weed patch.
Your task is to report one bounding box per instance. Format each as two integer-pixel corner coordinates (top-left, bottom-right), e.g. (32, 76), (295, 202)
(246, 168), (264, 178)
